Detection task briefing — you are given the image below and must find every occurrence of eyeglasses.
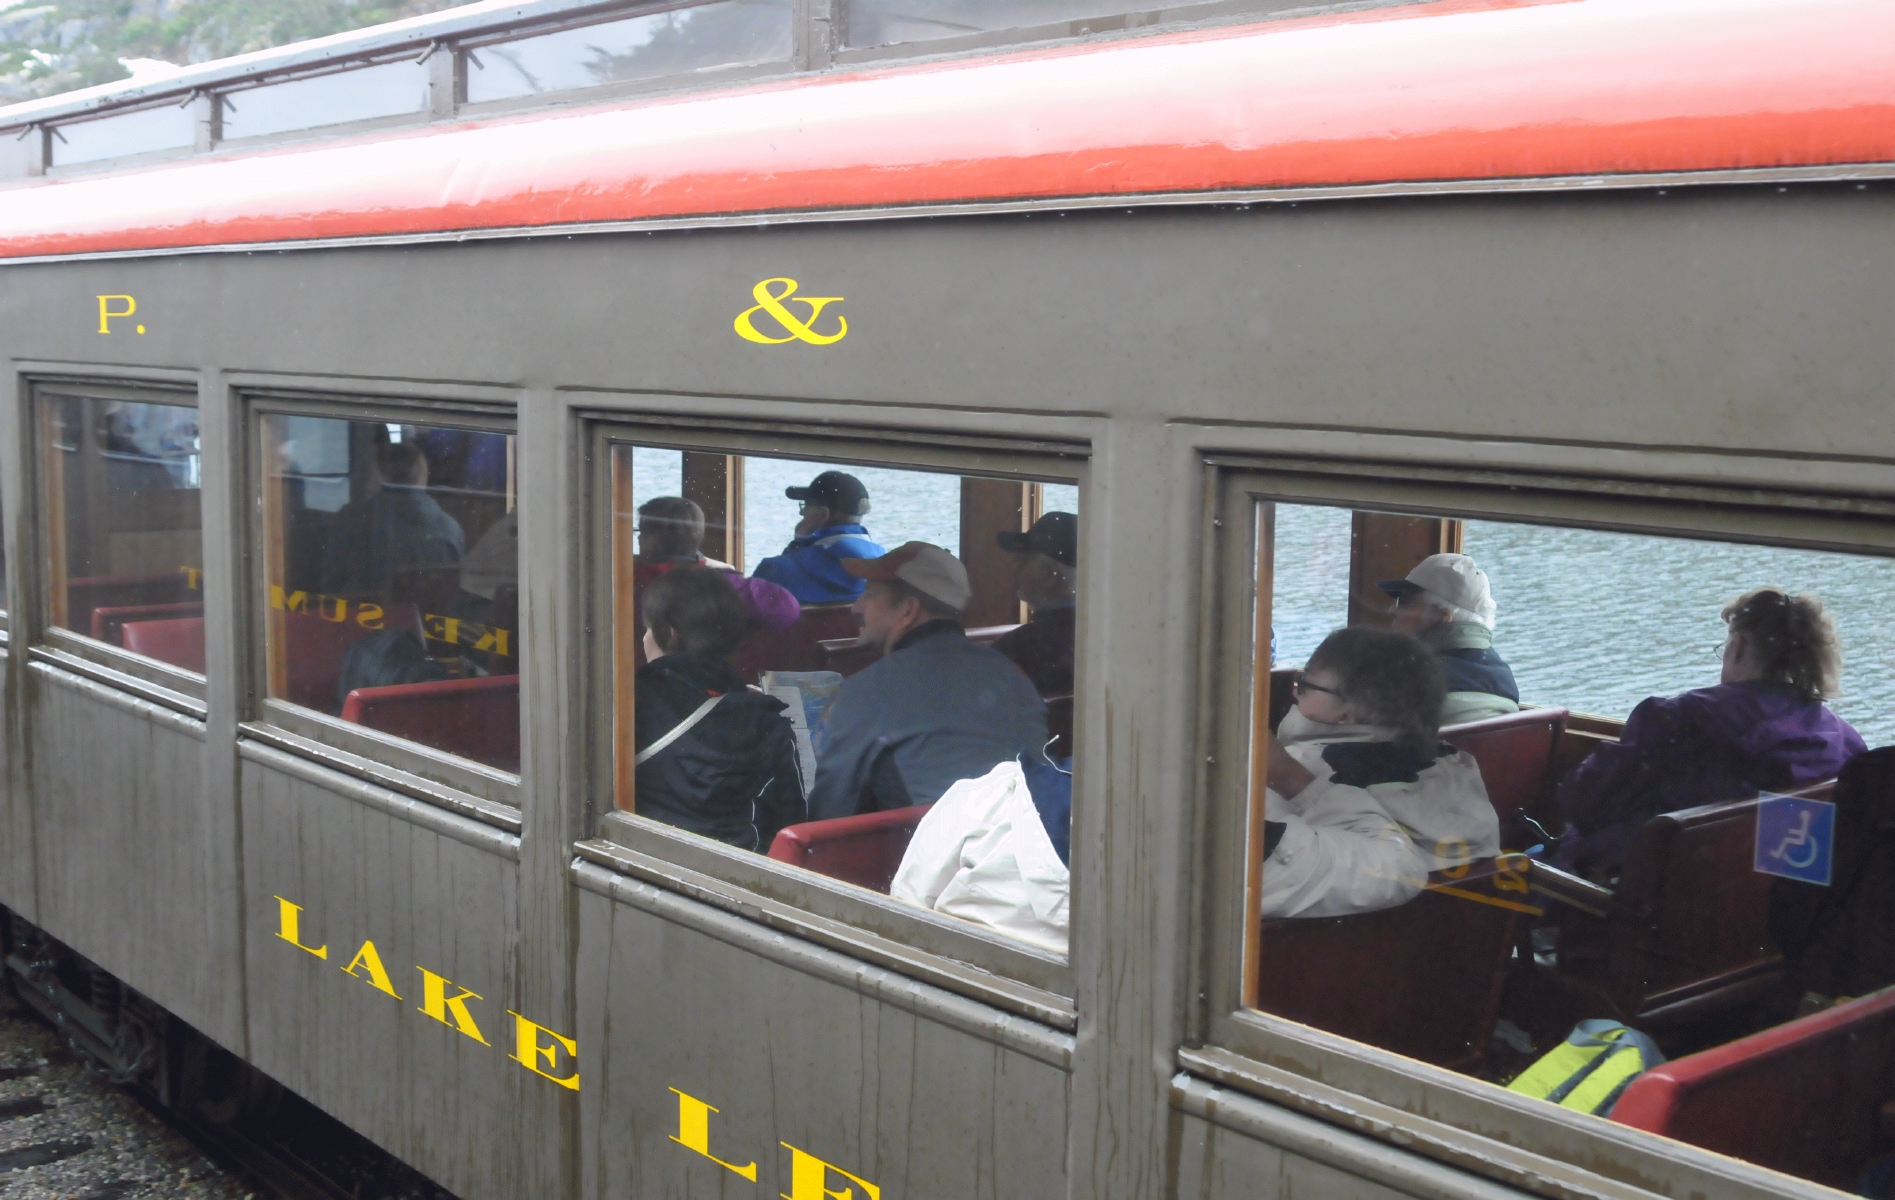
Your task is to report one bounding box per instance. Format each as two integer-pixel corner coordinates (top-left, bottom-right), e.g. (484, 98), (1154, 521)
(1710, 640), (1730, 661)
(1291, 673), (1341, 698)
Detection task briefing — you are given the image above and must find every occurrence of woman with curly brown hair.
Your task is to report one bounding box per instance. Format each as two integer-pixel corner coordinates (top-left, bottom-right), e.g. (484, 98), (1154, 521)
(1554, 587), (1867, 880)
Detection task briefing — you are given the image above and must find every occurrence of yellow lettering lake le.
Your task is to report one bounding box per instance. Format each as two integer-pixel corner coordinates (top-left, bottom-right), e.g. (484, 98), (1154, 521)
(669, 1088), (757, 1180)
(271, 895), (580, 1088)
(734, 278), (847, 345)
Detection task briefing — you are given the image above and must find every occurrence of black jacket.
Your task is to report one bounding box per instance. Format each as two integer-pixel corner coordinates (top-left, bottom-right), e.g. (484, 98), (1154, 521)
(634, 654), (806, 853)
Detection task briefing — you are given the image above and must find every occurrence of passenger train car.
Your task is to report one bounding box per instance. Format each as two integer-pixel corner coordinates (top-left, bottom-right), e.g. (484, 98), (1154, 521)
(1, 0), (1893, 1196)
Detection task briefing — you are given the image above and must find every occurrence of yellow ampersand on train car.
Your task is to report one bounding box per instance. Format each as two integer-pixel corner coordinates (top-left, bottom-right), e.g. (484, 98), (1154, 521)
(734, 277), (848, 345)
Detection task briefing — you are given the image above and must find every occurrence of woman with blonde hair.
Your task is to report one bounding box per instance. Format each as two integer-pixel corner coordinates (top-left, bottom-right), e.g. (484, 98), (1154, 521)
(1555, 587), (1866, 880)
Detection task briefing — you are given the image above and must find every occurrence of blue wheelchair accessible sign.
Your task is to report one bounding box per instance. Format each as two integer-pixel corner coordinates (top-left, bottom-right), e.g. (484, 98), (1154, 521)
(1754, 793), (1836, 886)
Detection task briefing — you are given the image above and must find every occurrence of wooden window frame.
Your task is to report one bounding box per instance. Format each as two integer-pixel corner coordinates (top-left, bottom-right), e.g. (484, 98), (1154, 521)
(1188, 452), (1895, 1200)
(238, 387), (523, 824)
(581, 411), (1086, 1023)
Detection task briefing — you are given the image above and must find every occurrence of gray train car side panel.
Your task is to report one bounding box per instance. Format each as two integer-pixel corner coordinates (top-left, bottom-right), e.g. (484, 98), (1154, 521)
(23, 663), (240, 1042)
(573, 880), (1071, 1199)
(239, 750), (524, 1200)
(0, 181), (1888, 1200)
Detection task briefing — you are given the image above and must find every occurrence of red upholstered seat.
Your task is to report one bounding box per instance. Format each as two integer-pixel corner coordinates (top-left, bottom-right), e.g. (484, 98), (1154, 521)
(66, 573), (197, 636)
(340, 674), (521, 774)
(1442, 707), (1570, 846)
(120, 616), (207, 674)
(1257, 858), (1530, 1072)
(767, 805), (935, 894)
(1612, 987), (1895, 1190)
(90, 601), (204, 647)
(731, 603), (860, 681)
(280, 604), (419, 714)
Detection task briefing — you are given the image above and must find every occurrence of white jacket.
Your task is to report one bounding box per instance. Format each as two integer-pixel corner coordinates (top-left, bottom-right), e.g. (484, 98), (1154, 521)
(1261, 712), (1498, 919)
(891, 760), (1069, 953)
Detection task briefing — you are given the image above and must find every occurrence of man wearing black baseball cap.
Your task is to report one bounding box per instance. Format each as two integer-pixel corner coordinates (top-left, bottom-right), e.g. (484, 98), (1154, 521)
(752, 470), (886, 604)
(991, 511), (1078, 695)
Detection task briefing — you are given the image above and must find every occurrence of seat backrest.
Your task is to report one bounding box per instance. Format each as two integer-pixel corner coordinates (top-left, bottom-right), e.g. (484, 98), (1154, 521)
(1771, 751), (1895, 1002)
(1608, 797), (1783, 1027)
(964, 623), (1021, 648)
(281, 604), (420, 714)
(340, 674), (521, 774)
(1443, 707), (1570, 840)
(817, 636), (880, 678)
(1256, 858), (1527, 1071)
(90, 601), (205, 646)
(731, 603), (860, 681)
(767, 805), (935, 894)
(120, 616), (207, 674)
(1612, 987), (1895, 1189)
(1044, 693), (1074, 759)
(66, 572), (197, 636)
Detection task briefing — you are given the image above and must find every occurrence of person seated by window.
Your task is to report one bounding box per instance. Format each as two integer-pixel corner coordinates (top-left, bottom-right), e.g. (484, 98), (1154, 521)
(751, 471), (885, 604)
(635, 567), (807, 853)
(1262, 627), (1498, 918)
(319, 439), (464, 596)
(635, 496), (799, 631)
(991, 511), (1077, 695)
(1554, 588), (1866, 881)
(807, 543), (1049, 820)
(1381, 553), (1519, 727)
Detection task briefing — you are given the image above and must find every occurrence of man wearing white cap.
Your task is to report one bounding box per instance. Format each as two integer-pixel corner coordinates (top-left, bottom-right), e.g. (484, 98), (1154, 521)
(807, 542), (1050, 820)
(1378, 553), (1520, 727)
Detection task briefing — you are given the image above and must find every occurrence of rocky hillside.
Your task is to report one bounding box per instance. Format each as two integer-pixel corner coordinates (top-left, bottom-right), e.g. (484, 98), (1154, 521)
(0, 0), (466, 105)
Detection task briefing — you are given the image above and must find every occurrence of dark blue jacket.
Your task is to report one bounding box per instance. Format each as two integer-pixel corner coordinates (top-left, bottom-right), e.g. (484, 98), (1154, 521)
(752, 524), (885, 604)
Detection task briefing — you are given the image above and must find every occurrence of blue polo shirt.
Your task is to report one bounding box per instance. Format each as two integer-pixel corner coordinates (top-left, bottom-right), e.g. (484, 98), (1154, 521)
(752, 524), (886, 604)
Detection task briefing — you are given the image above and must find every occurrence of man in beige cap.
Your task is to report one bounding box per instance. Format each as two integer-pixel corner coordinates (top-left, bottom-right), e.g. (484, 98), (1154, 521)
(806, 542), (1050, 820)
(1378, 552), (1520, 726)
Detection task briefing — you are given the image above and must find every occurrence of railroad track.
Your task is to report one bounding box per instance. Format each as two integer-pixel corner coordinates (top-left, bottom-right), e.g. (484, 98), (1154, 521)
(2, 950), (455, 1200)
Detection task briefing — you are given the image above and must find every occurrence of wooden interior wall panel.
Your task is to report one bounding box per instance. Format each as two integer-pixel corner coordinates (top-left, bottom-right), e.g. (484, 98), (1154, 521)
(1345, 513), (1463, 631)
(680, 451), (743, 569)
(959, 477), (1031, 629)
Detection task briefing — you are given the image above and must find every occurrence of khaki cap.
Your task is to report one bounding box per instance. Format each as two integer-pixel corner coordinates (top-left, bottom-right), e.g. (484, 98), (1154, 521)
(843, 542), (972, 611)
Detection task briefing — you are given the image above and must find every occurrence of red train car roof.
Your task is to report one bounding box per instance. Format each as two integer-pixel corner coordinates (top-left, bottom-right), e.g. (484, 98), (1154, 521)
(1, 0), (1891, 260)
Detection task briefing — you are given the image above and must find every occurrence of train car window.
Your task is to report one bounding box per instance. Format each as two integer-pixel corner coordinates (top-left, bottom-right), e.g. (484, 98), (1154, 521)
(1241, 498), (1895, 1193)
(842, 0), (1129, 48)
(607, 442), (1079, 955)
(39, 392), (204, 676)
(464, 2), (794, 105)
(258, 413), (520, 776)
(219, 59), (428, 142)
(50, 103), (195, 167)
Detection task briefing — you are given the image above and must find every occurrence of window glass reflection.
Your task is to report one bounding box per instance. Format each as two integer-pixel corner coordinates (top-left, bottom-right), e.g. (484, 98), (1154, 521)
(843, 0), (1127, 47)
(42, 395), (203, 671)
(611, 446), (1078, 951)
(466, 1), (793, 104)
(220, 60), (428, 141)
(262, 414), (519, 774)
(1248, 500), (1895, 1192)
(52, 103), (195, 166)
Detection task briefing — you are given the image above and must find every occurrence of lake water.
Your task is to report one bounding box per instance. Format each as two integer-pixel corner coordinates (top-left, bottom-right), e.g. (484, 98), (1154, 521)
(1271, 504), (1895, 747)
(624, 452), (1894, 746)
(628, 448), (1078, 572)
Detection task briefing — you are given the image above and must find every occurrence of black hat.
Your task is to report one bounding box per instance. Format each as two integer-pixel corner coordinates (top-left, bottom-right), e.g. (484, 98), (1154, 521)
(785, 470), (870, 517)
(997, 511), (1077, 567)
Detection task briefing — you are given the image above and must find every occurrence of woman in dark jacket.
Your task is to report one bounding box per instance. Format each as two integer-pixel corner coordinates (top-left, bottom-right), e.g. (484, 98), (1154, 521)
(635, 567), (806, 853)
(1555, 587), (1866, 880)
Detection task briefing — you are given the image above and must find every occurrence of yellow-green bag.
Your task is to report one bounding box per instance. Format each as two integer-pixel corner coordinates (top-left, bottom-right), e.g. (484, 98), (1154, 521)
(1506, 1020), (1665, 1116)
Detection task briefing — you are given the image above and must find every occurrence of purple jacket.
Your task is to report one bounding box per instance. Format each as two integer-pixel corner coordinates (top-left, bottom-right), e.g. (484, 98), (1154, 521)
(1554, 681), (1866, 878)
(637, 558), (801, 632)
